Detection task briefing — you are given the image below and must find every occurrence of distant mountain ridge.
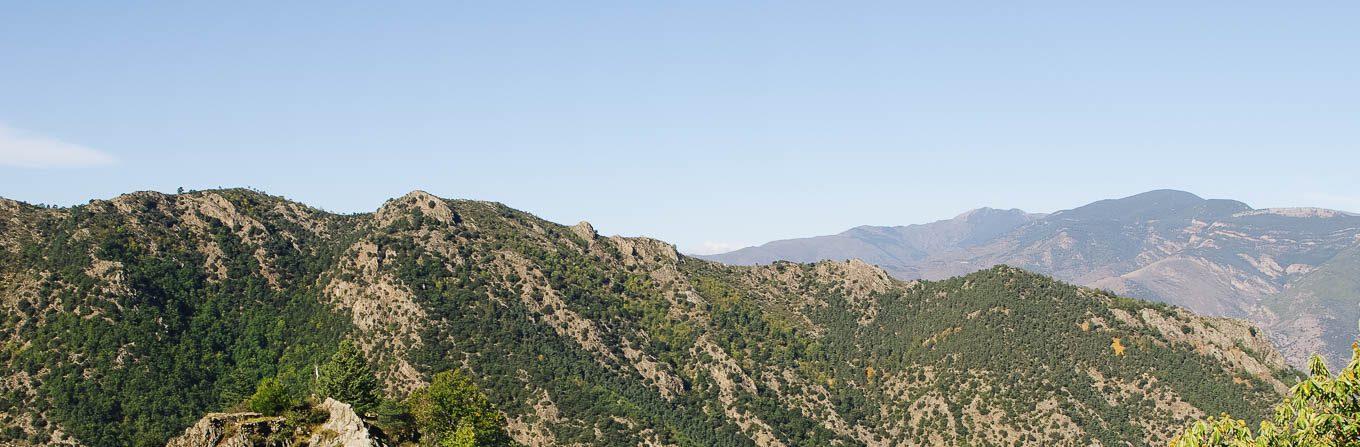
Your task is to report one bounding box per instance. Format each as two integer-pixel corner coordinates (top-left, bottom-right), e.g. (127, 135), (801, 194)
(709, 207), (1044, 273)
(699, 189), (1360, 369)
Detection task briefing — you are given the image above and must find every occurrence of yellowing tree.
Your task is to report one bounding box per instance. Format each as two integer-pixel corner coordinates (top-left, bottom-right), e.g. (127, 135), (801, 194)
(1111, 337), (1126, 356)
(1170, 341), (1360, 446)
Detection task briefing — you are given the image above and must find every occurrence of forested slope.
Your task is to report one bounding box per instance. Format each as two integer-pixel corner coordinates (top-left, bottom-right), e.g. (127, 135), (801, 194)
(0, 189), (1298, 446)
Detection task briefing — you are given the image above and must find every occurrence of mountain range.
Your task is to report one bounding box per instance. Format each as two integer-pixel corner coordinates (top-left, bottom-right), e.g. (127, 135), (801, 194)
(0, 189), (1299, 446)
(699, 190), (1360, 370)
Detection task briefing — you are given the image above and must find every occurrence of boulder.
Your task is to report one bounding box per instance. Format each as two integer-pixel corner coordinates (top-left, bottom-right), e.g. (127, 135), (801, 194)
(306, 398), (387, 447)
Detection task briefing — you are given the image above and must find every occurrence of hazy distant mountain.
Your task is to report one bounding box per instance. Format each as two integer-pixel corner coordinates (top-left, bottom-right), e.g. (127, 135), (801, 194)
(706, 207), (1044, 276)
(701, 189), (1360, 369)
(0, 189), (1292, 447)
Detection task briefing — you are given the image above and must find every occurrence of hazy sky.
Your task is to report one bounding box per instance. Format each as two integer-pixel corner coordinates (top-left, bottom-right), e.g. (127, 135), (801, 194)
(2, 2), (1357, 254)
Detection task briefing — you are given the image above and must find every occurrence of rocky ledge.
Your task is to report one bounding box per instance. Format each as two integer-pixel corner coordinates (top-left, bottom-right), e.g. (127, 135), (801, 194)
(165, 399), (387, 447)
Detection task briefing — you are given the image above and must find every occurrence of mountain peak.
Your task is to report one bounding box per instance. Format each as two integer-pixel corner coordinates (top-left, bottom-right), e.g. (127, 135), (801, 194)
(1129, 189), (1204, 201)
(377, 189), (460, 224)
(952, 207), (1030, 222)
(1056, 189), (1249, 221)
(395, 189), (443, 203)
(571, 220), (598, 241)
(1106, 189), (1209, 211)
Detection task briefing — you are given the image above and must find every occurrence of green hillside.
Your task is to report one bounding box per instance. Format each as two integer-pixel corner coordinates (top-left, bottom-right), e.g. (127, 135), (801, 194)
(0, 189), (1297, 446)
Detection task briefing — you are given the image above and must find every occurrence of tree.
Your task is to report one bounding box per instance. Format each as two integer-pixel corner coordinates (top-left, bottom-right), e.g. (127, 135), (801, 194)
(1170, 339), (1360, 446)
(315, 340), (380, 414)
(375, 398), (418, 443)
(247, 377), (292, 415)
(442, 422), (477, 447)
(408, 370), (512, 446)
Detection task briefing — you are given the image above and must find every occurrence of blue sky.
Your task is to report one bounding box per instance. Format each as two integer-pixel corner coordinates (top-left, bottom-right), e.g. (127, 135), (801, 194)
(2, 2), (1357, 254)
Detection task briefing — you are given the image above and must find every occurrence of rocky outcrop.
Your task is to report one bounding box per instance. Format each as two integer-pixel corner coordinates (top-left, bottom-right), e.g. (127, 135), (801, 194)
(165, 400), (386, 447)
(164, 413), (289, 447)
(306, 399), (387, 447)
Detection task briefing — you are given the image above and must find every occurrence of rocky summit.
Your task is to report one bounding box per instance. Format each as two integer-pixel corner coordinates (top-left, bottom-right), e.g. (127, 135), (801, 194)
(1, 189), (1299, 446)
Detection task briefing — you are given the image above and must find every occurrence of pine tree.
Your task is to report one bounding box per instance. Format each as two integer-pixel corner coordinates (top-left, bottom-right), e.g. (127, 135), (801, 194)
(315, 340), (380, 414)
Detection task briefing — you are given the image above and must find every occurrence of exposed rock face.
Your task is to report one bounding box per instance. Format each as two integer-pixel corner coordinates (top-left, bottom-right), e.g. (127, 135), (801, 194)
(164, 400), (386, 447)
(164, 413), (289, 447)
(306, 399), (386, 447)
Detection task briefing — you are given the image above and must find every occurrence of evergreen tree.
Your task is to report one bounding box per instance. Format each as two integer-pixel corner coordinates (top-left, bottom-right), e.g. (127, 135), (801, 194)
(316, 340), (380, 414)
(375, 398), (418, 442)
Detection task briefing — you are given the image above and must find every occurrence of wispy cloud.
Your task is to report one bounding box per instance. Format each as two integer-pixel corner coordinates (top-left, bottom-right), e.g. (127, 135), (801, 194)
(688, 241), (742, 255)
(0, 124), (114, 168)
